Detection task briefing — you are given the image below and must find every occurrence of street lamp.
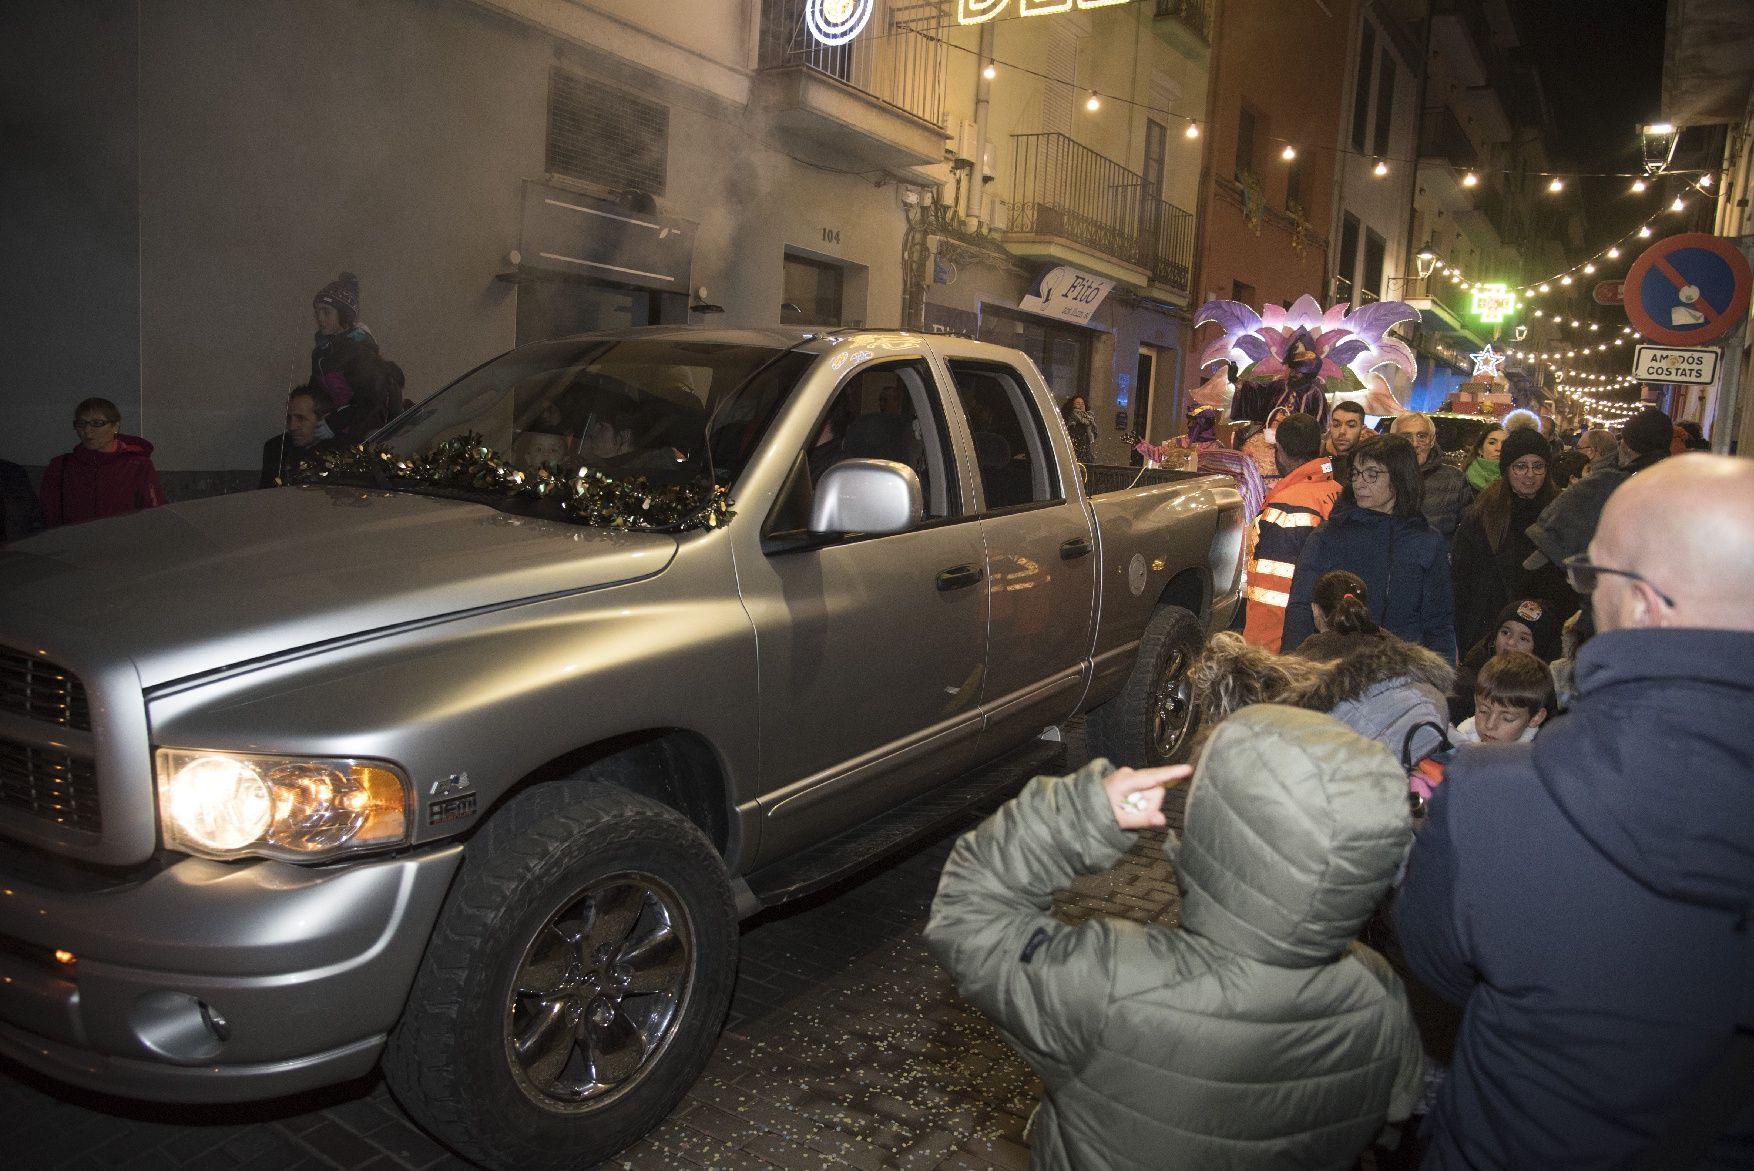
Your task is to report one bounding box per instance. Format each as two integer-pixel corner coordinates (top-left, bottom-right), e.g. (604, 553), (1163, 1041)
(1642, 121), (1678, 175)
(1415, 241), (1438, 279)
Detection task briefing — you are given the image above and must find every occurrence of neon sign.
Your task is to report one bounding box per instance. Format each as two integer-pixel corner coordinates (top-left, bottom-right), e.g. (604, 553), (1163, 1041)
(807, 0), (874, 45)
(1470, 283), (1518, 324)
(957, 0), (1134, 26)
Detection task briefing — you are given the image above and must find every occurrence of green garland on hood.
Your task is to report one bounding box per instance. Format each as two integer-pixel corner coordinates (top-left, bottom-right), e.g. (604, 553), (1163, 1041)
(294, 434), (734, 532)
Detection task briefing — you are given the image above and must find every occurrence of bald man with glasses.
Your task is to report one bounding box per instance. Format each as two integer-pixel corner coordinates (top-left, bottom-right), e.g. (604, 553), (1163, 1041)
(1394, 453), (1754, 1169)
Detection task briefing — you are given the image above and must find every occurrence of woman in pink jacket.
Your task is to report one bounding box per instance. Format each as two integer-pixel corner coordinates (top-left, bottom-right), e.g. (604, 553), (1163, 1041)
(40, 397), (166, 527)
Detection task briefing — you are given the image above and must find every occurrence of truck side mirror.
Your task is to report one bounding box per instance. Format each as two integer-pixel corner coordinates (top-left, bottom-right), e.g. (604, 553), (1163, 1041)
(808, 459), (922, 536)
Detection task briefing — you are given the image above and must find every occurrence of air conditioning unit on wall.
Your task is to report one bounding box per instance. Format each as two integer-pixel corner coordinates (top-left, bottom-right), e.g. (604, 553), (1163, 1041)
(953, 120), (978, 167)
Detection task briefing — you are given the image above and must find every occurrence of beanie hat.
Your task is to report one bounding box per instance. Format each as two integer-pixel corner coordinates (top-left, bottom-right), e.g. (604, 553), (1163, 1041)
(1497, 425), (1549, 472)
(1492, 598), (1562, 662)
(1620, 407), (1674, 456)
(314, 272), (360, 326)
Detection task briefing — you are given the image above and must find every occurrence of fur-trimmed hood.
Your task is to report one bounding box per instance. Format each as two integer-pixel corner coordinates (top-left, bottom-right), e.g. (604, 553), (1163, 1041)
(1192, 631), (1455, 768)
(1300, 633), (1454, 711)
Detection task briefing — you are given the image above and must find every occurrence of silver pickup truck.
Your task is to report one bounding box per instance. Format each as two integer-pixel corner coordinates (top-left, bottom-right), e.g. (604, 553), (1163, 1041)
(0, 327), (1242, 1169)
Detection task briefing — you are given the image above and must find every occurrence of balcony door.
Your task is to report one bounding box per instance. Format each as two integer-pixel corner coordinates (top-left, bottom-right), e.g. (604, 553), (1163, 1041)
(1140, 118), (1167, 263)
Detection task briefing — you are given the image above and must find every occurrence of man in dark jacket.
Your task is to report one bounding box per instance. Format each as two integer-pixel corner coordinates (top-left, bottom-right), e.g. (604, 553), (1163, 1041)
(1392, 411), (1469, 539)
(1524, 406), (1670, 573)
(1395, 453), (1754, 1169)
(259, 384), (334, 488)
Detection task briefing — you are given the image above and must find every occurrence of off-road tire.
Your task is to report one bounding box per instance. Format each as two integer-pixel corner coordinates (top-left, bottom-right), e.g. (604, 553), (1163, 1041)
(384, 785), (736, 1171)
(1089, 604), (1204, 767)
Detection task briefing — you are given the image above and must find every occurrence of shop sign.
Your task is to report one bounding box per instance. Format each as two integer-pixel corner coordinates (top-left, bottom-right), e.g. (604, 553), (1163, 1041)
(1631, 344), (1719, 385)
(1469, 283), (1517, 324)
(1019, 265), (1113, 324)
(957, 0), (1133, 27)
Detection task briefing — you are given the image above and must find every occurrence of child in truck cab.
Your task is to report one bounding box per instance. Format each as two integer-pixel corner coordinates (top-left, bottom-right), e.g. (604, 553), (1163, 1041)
(925, 705), (1422, 1170)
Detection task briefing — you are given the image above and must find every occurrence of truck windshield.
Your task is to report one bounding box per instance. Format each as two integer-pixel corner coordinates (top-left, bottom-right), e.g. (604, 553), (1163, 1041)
(339, 336), (814, 527)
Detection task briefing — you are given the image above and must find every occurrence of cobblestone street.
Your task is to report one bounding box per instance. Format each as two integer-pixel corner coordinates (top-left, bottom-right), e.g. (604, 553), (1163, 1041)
(0, 733), (1188, 1171)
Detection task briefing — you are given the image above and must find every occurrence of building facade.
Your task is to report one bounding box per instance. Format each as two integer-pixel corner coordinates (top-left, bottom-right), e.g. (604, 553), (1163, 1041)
(3, 0), (1224, 487)
(920, 0), (1212, 461)
(1394, 0), (1582, 414)
(1185, 0), (1356, 406)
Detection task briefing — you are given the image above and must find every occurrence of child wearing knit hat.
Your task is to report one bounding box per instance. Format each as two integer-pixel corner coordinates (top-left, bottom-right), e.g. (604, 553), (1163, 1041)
(1448, 598), (1563, 723)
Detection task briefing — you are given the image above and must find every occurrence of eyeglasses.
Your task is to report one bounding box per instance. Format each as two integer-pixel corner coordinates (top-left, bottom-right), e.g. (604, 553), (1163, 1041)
(1562, 554), (1677, 608)
(1349, 465), (1385, 484)
(73, 418), (117, 430)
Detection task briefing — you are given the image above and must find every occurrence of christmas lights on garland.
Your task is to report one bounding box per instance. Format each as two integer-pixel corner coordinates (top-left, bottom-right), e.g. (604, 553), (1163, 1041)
(294, 434), (735, 532)
(1422, 171), (1714, 299)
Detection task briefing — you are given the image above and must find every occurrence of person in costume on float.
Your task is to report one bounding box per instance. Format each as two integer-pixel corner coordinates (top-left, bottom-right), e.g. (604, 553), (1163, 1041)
(1230, 329), (1329, 430)
(1176, 405), (1265, 522)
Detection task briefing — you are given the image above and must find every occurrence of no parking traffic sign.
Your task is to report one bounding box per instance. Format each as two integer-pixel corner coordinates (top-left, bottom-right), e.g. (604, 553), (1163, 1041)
(1623, 233), (1752, 346)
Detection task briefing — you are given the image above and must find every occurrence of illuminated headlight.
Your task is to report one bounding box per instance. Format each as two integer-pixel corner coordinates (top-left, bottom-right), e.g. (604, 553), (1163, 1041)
(156, 750), (410, 861)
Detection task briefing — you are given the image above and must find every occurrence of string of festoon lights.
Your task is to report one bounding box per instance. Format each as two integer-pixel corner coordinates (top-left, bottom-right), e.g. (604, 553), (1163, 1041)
(857, 11), (1722, 209)
(1502, 325), (1641, 365)
(1556, 385), (1642, 420)
(1420, 173), (1715, 298)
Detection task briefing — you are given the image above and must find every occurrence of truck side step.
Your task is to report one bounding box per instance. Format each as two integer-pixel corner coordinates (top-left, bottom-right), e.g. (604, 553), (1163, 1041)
(742, 739), (1067, 911)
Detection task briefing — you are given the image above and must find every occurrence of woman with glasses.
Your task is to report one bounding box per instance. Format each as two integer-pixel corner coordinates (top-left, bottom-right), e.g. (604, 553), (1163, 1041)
(39, 397), (166, 528)
(1448, 426), (1575, 657)
(1280, 433), (1457, 661)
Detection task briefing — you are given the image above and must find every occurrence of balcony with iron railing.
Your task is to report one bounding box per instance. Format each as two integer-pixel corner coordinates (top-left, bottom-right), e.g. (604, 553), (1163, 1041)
(754, 0), (948, 173)
(1004, 133), (1195, 295)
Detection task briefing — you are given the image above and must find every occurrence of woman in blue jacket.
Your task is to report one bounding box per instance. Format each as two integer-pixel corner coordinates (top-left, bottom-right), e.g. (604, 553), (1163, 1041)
(1281, 433), (1457, 662)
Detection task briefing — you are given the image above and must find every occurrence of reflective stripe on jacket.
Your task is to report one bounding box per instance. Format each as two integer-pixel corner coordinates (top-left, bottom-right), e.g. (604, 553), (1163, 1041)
(1244, 457), (1341, 652)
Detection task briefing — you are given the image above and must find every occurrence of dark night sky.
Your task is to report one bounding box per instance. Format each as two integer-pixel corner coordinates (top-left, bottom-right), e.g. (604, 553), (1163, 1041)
(1513, 0), (1672, 244)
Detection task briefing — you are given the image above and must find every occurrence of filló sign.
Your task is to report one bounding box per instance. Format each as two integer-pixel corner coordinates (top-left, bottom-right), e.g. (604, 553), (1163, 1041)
(957, 0), (1135, 25)
(1020, 265), (1116, 324)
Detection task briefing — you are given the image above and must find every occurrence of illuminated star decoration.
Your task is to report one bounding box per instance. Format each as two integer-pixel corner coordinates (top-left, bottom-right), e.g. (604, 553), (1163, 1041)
(1470, 344), (1507, 379)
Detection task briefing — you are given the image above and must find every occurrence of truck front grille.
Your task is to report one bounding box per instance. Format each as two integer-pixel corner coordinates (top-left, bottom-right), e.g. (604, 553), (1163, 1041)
(0, 736), (102, 833)
(0, 648), (91, 731)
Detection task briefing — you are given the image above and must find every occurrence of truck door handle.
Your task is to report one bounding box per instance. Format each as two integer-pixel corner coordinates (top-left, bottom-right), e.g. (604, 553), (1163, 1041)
(1060, 537), (1093, 560)
(936, 563), (985, 591)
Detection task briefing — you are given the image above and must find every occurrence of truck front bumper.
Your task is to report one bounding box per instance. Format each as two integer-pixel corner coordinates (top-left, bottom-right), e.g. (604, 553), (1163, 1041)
(0, 843), (462, 1102)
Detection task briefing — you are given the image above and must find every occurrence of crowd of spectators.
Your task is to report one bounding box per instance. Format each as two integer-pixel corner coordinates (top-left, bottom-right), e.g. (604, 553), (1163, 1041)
(933, 449), (1753, 1170)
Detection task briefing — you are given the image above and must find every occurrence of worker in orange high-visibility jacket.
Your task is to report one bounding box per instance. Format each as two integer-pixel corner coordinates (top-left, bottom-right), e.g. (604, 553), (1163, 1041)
(1244, 413), (1342, 653)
